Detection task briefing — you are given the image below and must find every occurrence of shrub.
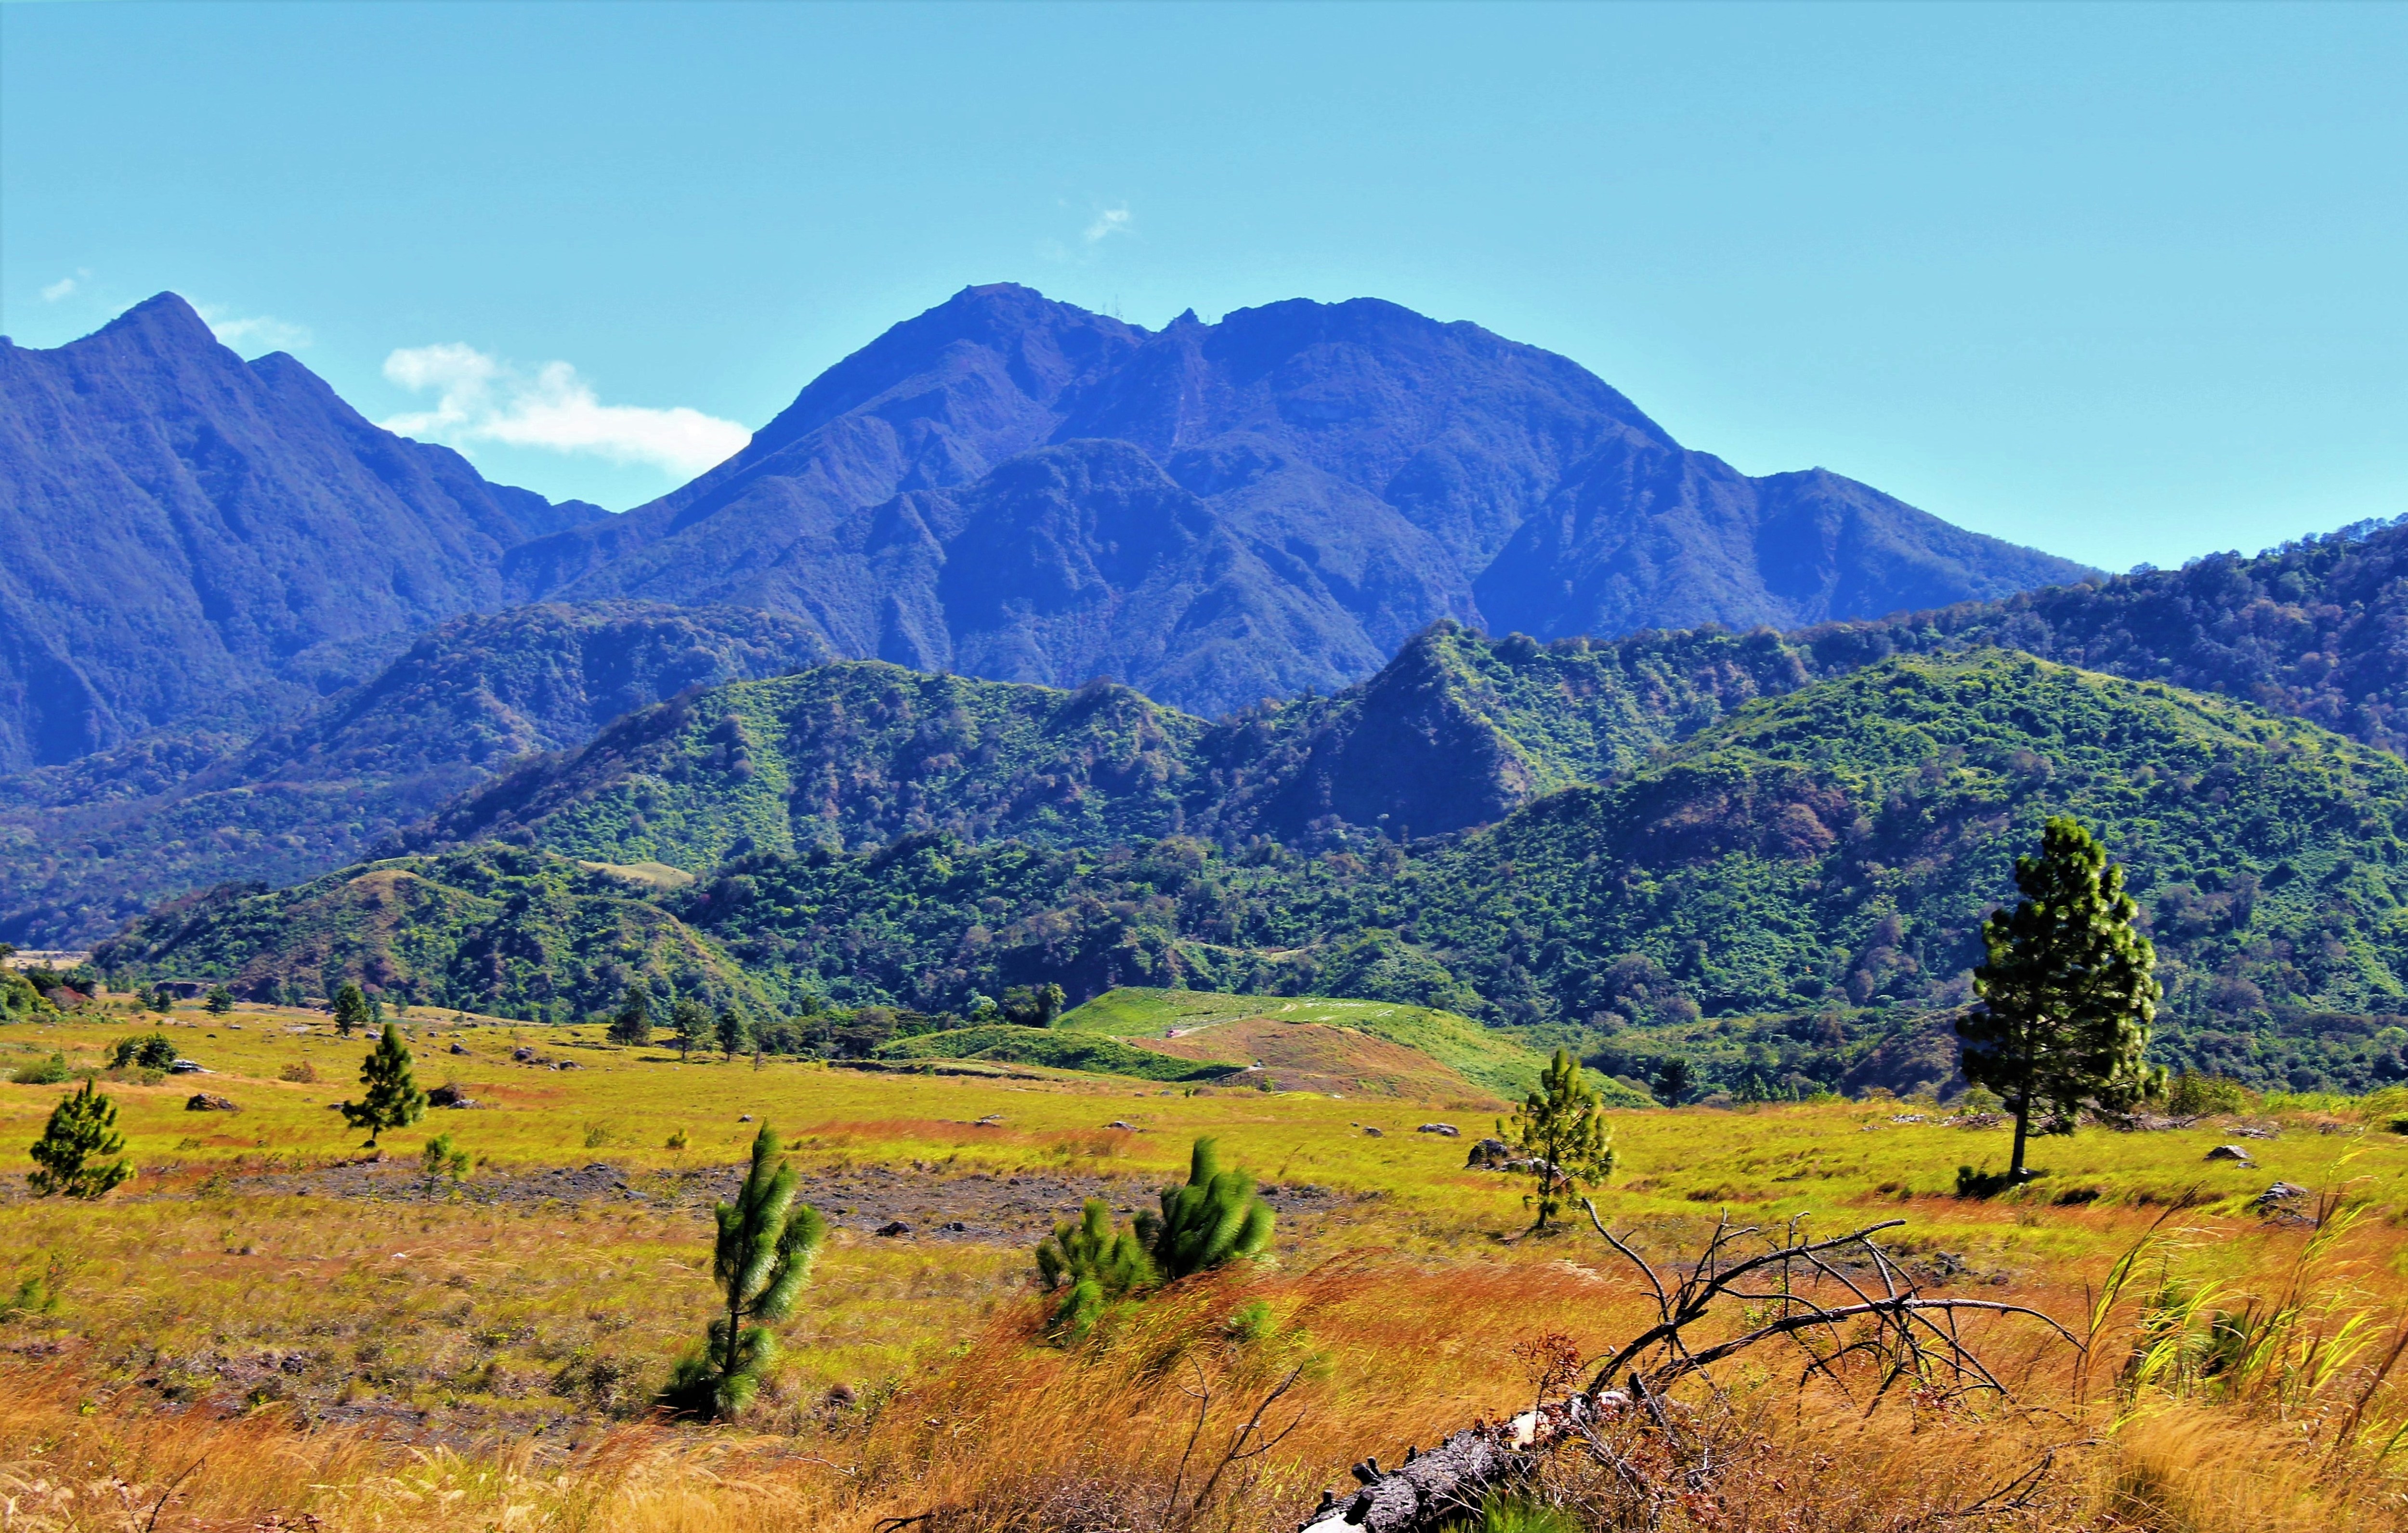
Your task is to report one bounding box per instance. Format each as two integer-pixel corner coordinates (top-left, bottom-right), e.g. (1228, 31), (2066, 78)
(278, 1060), (318, 1084)
(1138, 1138), (1274, 1280)
(1034, 1198), (1155, 1341)
(10, 1053), (70, 1085)
(2165, 1069), (2255, 1117)
(203, 985), (235, 1014)
(108, 1033), (175, 1071)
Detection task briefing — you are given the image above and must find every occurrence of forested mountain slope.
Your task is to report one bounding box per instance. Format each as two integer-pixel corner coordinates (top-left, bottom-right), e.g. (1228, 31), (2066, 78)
(0, 603), (829, 943)
(411, 622), (1824, 866)
(104, 652), (2408, 1092)
(0, 295), (608, 766)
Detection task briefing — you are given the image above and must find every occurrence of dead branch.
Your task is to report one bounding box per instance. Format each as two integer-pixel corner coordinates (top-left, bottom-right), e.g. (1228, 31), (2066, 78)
(1297, 1207), (2080, 1532)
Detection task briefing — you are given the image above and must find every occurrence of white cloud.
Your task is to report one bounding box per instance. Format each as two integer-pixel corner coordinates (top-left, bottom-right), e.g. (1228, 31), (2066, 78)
(380, 343), (750, 476)
(197, 305), (313, 351)
(1084, 206), (1133, 243)
(41, 276), (79, 302)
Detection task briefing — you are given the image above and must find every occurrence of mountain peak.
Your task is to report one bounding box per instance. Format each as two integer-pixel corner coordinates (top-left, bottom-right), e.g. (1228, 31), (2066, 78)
(95, 291), (222, 352)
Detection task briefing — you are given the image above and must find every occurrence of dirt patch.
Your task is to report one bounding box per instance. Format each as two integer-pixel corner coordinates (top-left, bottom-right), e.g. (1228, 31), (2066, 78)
(1128, 1016), (1482, 1099)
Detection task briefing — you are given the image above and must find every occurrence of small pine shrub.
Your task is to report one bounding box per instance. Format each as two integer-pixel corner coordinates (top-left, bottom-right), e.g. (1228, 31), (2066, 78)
(1138, 1138), (1274, 1280)
(28, 1079), (133, 1199)
(659, 1125), (825, 1419)
(1034, 1198), (1155, 1341)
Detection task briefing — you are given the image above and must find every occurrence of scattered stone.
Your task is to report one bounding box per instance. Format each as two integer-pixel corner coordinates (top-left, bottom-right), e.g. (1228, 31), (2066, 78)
(169, 1060), (206, 1074)
(876, 1220), (911, 1237)
(2254, 1181), (2309, 1212)
(1106, 1120), (1134, 1129)
(552, 1059), (580, 1071)
(426, 1084), (478, 1109)
(184, 1093), (237, 1112)
(974, 1114), (1003, 1127)
(824, 1382), (859, 1409)
(1889, 1113), (1928, 1124)
(1417, 1123), (1461, 1137)
(449, 1042), (471, 1055)
(2206, 1144), (2255, 1164)
(943, 1220), (968, 1232)
(1465, 1137), (1512, 1169)
(1361, 1126), (1384, 1137)
(511, 1047), (538, 1062)
(738, 1114), (754, 1123)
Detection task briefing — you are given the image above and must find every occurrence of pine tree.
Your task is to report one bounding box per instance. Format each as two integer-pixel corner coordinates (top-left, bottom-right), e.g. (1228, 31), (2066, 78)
(332, 981), (372, 1038)
(28, 1079), (133, 1199)
(659, 1124), (825, 1418)
(607, 984), (652, 1046)
(419, 1131), (471, 1201)
(670, 997), (709, 1060)
(1961, 815), (2161, 1185)
(1034, 1197), (1156, 1341)
(1501, 1049), (1618, 1232)
(1136, 1137), (1274, 1280)
(341, 1022), (427, 1147)
(204, 984), (235, 1015)
(716, 1005), (750, 1061)
(1651, 1057), (1693, 1107)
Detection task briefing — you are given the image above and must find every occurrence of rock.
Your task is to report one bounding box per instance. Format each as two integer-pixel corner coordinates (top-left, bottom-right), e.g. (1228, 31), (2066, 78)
(943, 1220), (968, 1232)
(824, 1382), (859, 1409)
(2206, 1144), (2255, 1163)
(184, 1093), (237, 1112)
(876, 1220), (911, 1237)
(511, 1047), (537, 1062)
(738, 1114), (754, 1122)
(1465, 1137), (1512, 1169)
(426, 1084), (475, 1108)
(449, 1042), (471, 1055)
(169, 1059), (205, 1074)
(1107, 1120), (1134, 1129)
(1417, 1123), (1460, 1137)
(2254, 1181), (2309, 1211)
(974, 1114), (1003, 1127)
(1361, 1126), (1384, 1137)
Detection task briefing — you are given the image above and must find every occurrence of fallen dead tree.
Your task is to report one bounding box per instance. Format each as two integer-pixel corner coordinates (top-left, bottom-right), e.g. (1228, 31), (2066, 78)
(1296, 1204), (2079, 1532)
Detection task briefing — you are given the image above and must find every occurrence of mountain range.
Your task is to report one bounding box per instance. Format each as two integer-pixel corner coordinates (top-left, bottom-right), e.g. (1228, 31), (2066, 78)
(1, 284), (2087, 774)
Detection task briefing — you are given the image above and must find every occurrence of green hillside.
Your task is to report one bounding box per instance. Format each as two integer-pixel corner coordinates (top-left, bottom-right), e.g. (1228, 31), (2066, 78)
(873, 1022), (1235, 1082)
(1056, 987), (1569, 1102)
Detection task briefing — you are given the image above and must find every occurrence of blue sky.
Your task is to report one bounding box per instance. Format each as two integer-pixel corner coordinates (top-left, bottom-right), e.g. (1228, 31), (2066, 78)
(3, 1), (2401, 571)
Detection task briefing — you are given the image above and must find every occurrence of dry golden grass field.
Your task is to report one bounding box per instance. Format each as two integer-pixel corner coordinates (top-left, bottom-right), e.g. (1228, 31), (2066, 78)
(4, 997), (2408, 1532)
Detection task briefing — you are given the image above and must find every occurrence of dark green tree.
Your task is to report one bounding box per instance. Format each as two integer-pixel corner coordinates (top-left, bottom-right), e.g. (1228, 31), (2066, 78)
(660, 1125), (826, 1419)
(1034, 1198), (1156, 1341)
(108, 1033), (176, 1070)
(28, 1079), (133, 1199)
(148, 984), (176, 1014)
(332, 981), (372, 1038)
(1136, 1137), (1274, 1279)
(670, 996), (709, 1060)
(716, 1005), (750, 1061)
(1961, 815), (2161, 1185)
(1651, 1057), (1694, 1107)
(1501, 1049), (1619, 1232)
(1003, 983), (1067, 1027)
(607, 984), (652, 1047)
(203, 984), (235, 1015)
(340, 1022), (427, 1147)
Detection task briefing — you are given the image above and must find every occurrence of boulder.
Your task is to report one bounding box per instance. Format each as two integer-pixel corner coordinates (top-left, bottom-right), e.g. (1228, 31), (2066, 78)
(426, 1084), (477, 1109)
(2206, 1144), (2255, 1163)
(511, 1047), (537, 1062)
(2254, 1181), (2309, 1213)
(1417, 1123), (1461, 1137)
(1106, 1120), (1134, 1129)
(876, 1220), (911, 1237)
(1465, 1137), (1512, 1168)
(184, 1093), (237, 1112)
(1362, 1126), (1384, 1137)
(449, 1042), (471, 1055)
